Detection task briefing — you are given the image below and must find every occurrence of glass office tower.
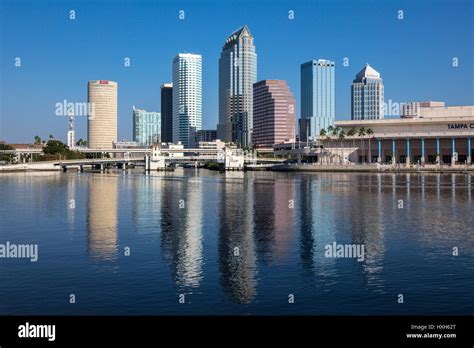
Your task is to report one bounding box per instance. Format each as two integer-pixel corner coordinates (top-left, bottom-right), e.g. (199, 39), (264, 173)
(132, 106), (161, 147)
(218, 25), (257, 147)
(300, 59), (335, 141)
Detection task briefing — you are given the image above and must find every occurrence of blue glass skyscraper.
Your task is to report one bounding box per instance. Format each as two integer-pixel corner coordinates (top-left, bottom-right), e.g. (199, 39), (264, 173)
(300, 59), (335, 141)
(133, 106), (161, 147)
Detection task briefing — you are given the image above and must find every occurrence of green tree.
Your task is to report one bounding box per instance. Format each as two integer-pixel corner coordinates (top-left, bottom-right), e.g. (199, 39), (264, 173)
(338, 130), (346, 148)
(0, 144), (15, 163)
(358, 127), (366, 163)
(320, 128), (327, 147)
(34, 136), (42, 145)
(42, 139), (85, 160)
(338, 130), (346, 163)
(327, 126), (334, 148)
(366, 128), (374, 163)
(347, 127), (357, 149)
(76, 138), (87, 147)
(43, 140), (68, 155)
(49, 134), (54, 140)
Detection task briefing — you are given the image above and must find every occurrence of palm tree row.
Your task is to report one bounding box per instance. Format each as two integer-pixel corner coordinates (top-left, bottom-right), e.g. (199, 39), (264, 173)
(319, 126), (374, 163)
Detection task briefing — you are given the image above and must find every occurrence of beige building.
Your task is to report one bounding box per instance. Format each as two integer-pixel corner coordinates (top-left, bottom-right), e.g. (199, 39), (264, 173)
(336, 105), (474, 165)
(88, 80), (118, 149)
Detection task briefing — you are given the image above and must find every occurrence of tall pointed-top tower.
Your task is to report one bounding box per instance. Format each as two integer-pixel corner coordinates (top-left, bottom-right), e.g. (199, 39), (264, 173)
(351, 63), (384, 120)
(218, 25), (257, 147)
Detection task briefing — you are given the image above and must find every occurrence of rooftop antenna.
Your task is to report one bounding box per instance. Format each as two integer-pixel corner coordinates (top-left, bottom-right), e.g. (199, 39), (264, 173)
(67, 110), (75, 149)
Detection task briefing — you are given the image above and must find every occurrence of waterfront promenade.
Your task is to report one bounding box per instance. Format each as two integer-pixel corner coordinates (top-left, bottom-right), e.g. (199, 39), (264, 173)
(271, 163), (474, 173)
(2, 161), (474, 173)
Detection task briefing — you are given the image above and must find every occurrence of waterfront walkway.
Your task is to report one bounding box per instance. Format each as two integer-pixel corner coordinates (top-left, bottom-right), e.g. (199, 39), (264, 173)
(271, 163), (474, 173)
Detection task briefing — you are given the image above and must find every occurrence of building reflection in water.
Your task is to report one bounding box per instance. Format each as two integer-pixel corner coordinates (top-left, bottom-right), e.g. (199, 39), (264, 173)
(87, 174), (118, 260)
(253, 174), (296, 263)
(299, 173), (348, 279)
(67, 174), (76, 228)
(298, 173), (387, 286)
(468, 174), (472, 204)
(133, 172), (163, 235)
(451, 174), (456, 203)
(160, 173), (204, 288)
(218, 171), (257, 304)
(412, 173), (474, 251)
(299, 175), (316, 276)
(351, 174), (386, 287)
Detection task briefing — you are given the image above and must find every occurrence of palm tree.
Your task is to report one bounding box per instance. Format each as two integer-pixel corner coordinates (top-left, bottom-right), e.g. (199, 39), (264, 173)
(327, 126), (334, 142)
(320, 128), (327, 148)
(34, 136), (41, 145)
(366, 128), (374, 163)
(327, 126), (334, 149)
(347, 127), (356, 148)
(48, 134), (54, 140)
(358, 127), (366, 163)
(338, 130), (346, 163)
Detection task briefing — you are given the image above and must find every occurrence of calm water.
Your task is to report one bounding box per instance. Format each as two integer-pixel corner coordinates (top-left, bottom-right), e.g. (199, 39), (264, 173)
(0, 169), (473, 315)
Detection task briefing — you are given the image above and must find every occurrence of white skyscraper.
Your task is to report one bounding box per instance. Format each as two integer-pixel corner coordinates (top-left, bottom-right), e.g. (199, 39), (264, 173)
(351, 64), (384, 120)
(172, 53), (202, 148)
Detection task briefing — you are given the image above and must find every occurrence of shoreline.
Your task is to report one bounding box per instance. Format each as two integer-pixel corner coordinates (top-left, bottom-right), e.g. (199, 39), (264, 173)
(1, 163), (474, 174)
(271, 163), (474, 174)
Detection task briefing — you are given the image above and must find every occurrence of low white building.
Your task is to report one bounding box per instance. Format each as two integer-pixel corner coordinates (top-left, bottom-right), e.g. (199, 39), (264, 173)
(160, 142), (184, 158)
(198, 139), (225, 151)
(223, 146), (244, 170)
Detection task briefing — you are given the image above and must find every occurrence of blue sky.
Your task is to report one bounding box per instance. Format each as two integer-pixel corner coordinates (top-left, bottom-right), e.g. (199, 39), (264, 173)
(1, 0), (473, 143)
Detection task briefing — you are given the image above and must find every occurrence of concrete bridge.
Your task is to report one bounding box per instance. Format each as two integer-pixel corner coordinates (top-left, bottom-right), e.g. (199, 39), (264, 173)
(54, 158), (145, 172)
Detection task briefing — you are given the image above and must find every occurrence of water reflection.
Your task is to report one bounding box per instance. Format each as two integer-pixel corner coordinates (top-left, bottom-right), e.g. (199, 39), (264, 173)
(160, 173), (204, 288)
(66, 174), (77, 231)
(350, 175), (386, 287)
(253, 175), (296, 263)
(81, 170), (474, 290)
(87, 174), (118, 260)
(2, 170), (474, 314)
(218, 172), (257, 304)
(133, 173), (163, 234)
(299, 176), (316, 276)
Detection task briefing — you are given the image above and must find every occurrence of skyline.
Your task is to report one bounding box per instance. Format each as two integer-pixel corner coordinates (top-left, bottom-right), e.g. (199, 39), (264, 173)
(1, 0), (473, 143)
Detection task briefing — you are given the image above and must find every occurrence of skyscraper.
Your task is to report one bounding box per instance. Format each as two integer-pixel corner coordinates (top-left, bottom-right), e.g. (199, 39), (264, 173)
(218, 25), (257, 147)
(87, 80), (118, 149)
(253, 80), (296, 148)
(195, 129), (217, 143)
(132, 106), (161, 147)
(300, 59), (335, 142)
(351, 64), (384, 120)
(172, 54), (202, 148)
(160, 83), (173, 143)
